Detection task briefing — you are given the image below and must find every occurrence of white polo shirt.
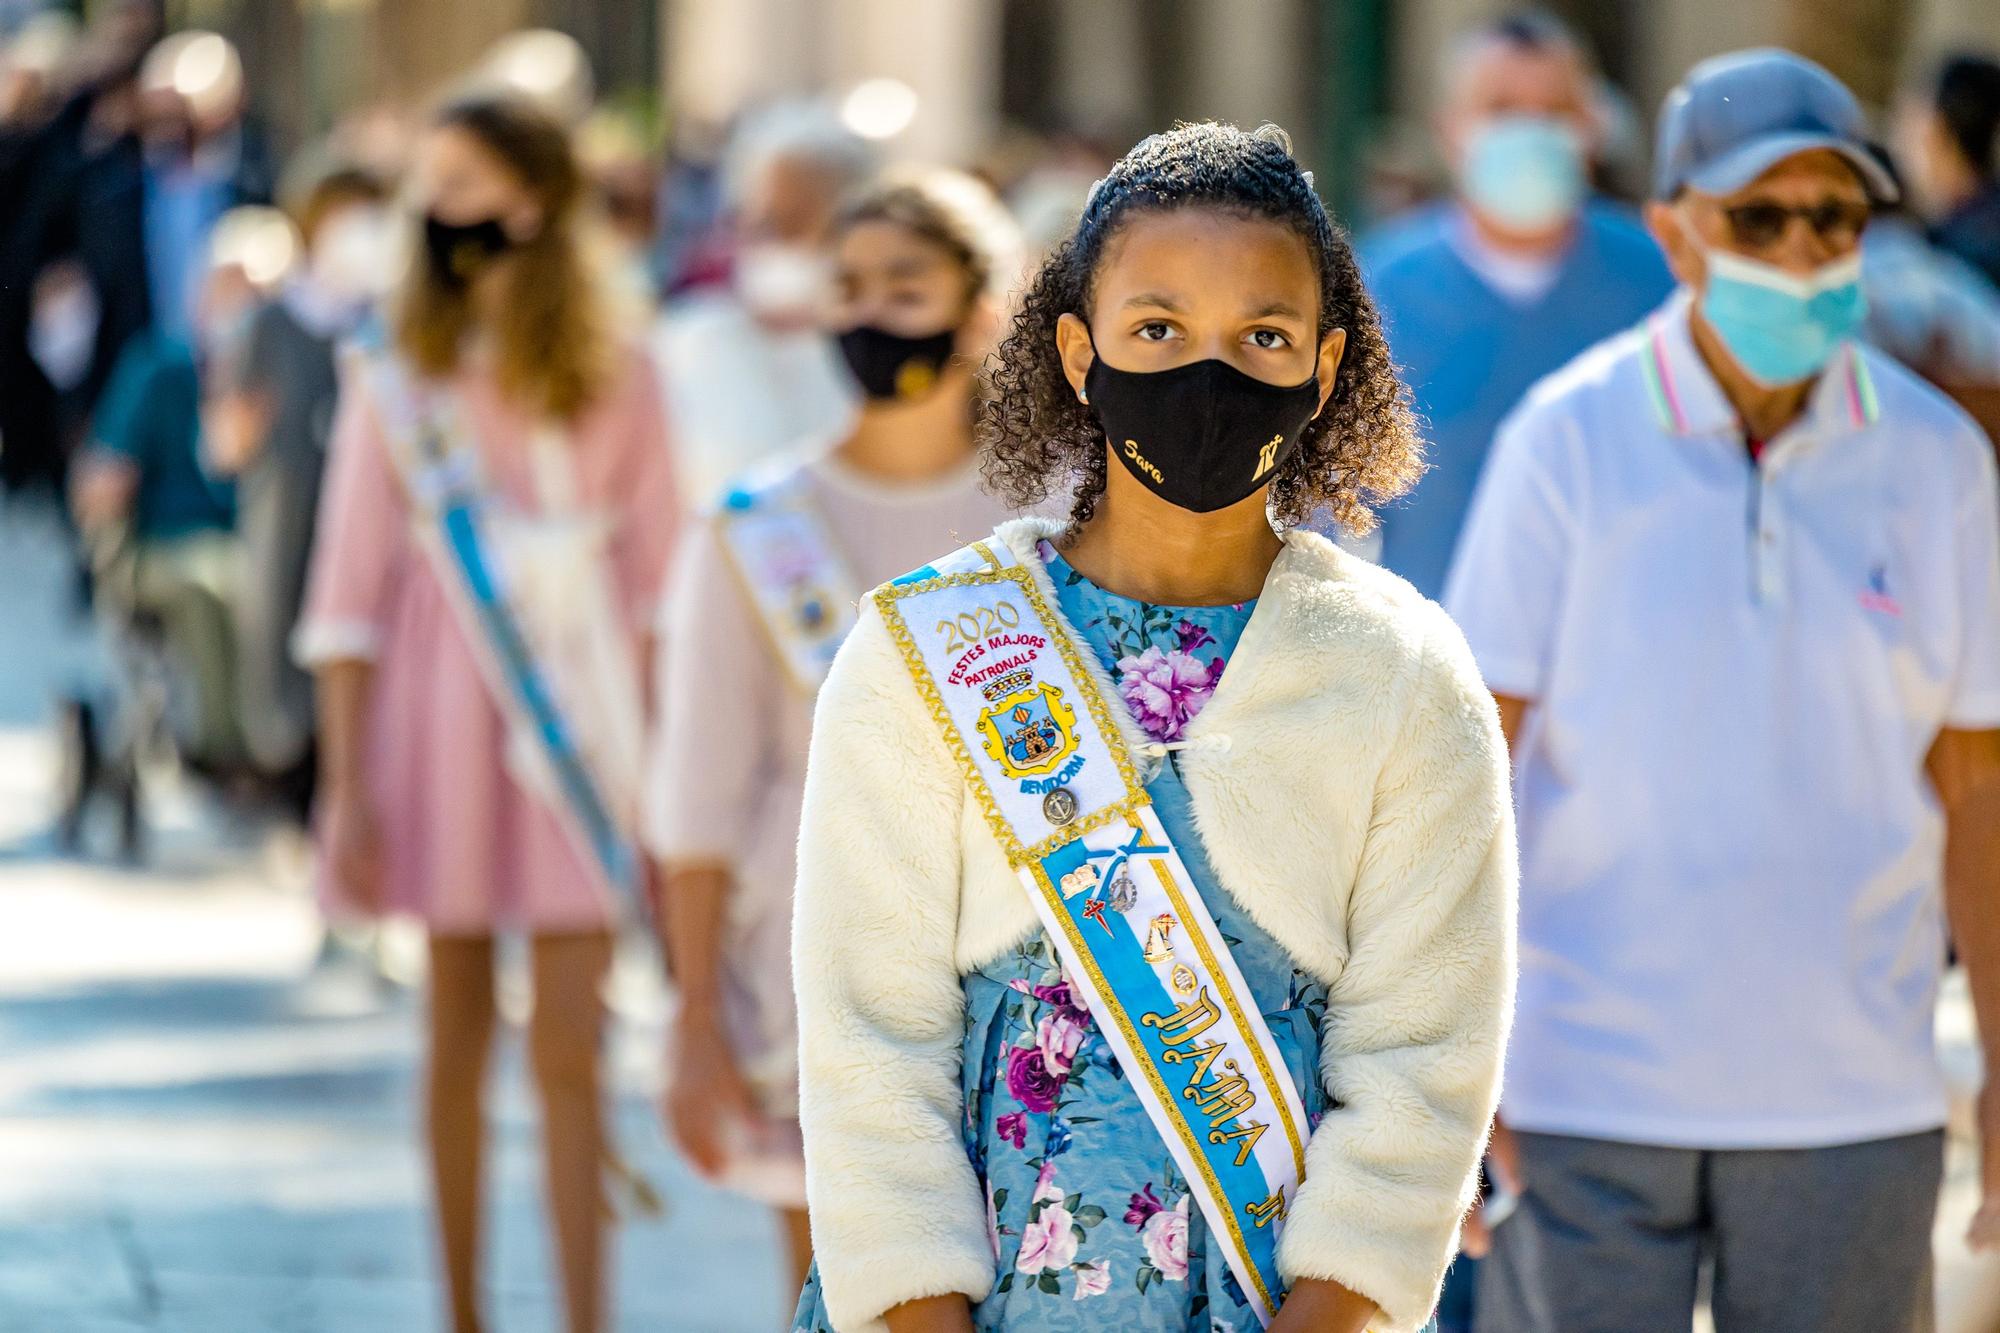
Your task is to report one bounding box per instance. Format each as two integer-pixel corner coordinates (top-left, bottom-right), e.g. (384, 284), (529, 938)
(1444, 292), (2000, 1149)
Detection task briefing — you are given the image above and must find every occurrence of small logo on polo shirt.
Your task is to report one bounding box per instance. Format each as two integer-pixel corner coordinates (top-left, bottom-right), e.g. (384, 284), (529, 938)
(1859, 565), (1902, 618)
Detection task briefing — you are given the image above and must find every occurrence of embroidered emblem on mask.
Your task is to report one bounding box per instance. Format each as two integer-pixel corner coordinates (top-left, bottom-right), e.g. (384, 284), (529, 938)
(1256, 434), (1281, 477)
(1122, 438), (1165, 484)
(894, 357), (938, 399)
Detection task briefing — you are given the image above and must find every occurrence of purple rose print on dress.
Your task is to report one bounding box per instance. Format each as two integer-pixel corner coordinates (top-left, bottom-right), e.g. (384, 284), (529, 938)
(1005, 1046), (1062, 1113)
(995, 1110), (1028, 1150)
(1115, 646), (1219, 742)
(1124, 1183), (1164, 1226)
(1034, 977), (1094, 1030)
(1032, 979), (1074, 1011)
(1174, 617), (1216, 653)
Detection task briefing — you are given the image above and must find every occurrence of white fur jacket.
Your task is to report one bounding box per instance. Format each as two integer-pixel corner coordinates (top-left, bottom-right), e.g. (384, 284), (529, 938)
(791, 516), (1517, 1333)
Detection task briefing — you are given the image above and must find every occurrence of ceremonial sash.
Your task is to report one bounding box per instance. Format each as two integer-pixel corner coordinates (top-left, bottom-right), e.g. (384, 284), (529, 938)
(358, 346), (642, 918)
(713, 468), (859, 693)
(876, 537), (1309, 1324)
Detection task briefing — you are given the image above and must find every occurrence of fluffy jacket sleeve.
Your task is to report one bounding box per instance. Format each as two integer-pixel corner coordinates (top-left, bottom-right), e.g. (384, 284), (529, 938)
(791, 601), (994, 1331)
(1276, 607), (1518, 1331)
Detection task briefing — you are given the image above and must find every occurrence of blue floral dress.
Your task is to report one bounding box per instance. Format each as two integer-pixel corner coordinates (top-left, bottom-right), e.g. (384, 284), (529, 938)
(794, 544), (1337, 1332)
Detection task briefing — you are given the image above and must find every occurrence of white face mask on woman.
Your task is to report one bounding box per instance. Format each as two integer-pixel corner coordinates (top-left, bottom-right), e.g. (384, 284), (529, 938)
(310, 206), (399, 308)
(735, 242), (834, 323)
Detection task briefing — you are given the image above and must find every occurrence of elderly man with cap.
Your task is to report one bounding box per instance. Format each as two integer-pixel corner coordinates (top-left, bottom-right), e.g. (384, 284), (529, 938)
(1446, 49), (2000, 1333)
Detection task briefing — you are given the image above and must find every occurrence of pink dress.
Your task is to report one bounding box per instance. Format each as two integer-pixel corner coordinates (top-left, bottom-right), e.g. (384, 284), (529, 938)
(298, 345), (679, 935)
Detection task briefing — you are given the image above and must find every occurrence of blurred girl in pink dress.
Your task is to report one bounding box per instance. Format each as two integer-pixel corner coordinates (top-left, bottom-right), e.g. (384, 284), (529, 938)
(296, 94), (678, 1333)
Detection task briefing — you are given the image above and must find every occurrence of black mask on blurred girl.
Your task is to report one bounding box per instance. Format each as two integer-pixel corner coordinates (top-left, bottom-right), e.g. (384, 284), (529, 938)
(1083, 353), (1322, 513)
(836, 325), (958, 402)
(424, 214), (514, 289)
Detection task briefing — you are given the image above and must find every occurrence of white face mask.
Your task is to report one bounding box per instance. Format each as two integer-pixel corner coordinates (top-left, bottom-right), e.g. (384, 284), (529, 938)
(735, 242), (833, 322)
(29, 274), (100, 393)
(310, 206), (398, 307)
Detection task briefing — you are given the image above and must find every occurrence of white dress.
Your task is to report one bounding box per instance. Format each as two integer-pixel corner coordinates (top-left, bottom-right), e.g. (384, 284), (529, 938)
(644, 450), (1010, 1204)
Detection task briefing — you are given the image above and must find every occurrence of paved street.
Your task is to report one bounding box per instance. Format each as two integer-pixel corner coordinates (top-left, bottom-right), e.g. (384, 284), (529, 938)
(0, 502), (785, 1332)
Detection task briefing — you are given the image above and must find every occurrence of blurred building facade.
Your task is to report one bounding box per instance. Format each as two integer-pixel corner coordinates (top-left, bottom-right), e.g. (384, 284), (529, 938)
(143, 0), (658, 154)
(663, 0), (2000, 221)
(46, 0), (2000, 219)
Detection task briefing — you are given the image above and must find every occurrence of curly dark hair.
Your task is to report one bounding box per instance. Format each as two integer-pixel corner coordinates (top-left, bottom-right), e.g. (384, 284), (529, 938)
(980, 122), (1422, 532)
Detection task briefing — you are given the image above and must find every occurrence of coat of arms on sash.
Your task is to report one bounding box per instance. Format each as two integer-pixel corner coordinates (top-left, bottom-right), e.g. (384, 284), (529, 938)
(976, 671), (1080, 778)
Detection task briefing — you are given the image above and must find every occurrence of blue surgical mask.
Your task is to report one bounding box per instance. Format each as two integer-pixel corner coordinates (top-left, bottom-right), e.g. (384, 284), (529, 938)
(1698, 248), (1866, 386)
(1460, 116), (1586, 232)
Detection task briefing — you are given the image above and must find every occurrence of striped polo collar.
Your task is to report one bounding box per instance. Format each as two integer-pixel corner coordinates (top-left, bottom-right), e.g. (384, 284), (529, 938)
(1640, 290), (1881, 439)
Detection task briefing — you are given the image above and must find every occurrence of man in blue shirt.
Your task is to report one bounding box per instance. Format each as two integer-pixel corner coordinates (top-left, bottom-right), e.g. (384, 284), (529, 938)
(1360, 13), (1674, 600)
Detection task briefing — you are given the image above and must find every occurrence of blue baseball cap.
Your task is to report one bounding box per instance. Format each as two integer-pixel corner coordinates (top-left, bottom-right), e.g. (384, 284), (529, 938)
(1652, 48), (1897, 202)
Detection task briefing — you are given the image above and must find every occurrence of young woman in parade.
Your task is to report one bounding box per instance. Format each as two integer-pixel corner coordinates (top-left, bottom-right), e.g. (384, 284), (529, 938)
(789, 123), (1515, 1333)
(649, 167), (1018, 1301)
(297, 94), (679, 1333)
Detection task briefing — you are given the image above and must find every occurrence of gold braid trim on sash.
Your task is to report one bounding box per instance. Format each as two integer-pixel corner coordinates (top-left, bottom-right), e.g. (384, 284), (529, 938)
(872, 561), (1149, 868)
(1026, 856), (1280, 1316)
(1141, 826), (1308, 1179)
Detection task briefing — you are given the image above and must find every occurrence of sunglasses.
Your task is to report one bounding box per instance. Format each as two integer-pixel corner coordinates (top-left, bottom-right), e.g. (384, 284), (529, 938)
(1721, 200), (1871, 250)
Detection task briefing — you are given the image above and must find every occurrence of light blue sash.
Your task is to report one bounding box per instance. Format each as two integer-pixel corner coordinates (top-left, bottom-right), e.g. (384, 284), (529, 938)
(360, 345), (640, 915)
(877, 535), (1308, 1324)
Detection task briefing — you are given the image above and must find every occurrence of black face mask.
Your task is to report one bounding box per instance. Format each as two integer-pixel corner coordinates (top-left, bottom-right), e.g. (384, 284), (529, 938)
(1084, 353), (1323, 513)
(836, 325), (958, 402)
(423, 214), (515, 290)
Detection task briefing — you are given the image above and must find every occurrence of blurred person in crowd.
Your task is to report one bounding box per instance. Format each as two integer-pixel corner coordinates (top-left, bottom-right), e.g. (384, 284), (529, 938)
(67, 210), (283, 813)
(1861, 146), (2000, 393)
(792, 122), (1511, 1333)
(205, 164), (392, 813)
(327, 101), (418, 189)
(0, 13), (79, 496)
(1003, 125), (1114, 259)
(296, 94), (678, 1333)
(651, 115), (729, 297)
(133, 31), (275, 345)
(576, 113), (662, 323)
(42, 25), (271, 440)
(1446, 50), (2000, 1333)
(7, 6), (158, 853)
(648, 168), (1017, 1300)
(0, 10), (76, 123)
(1359, 11), (1673, 600)
(0, 7), (136, 495)
(652, 102), (868, 510)
(1897, 54), (2000, 291)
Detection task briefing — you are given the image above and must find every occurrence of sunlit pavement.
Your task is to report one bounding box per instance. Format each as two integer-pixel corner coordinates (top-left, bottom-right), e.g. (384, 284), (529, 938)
(0, 502), (785, 1332)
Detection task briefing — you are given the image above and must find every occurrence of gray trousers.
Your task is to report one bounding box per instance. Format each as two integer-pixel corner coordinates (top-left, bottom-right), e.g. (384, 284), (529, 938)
(1474, 1129), (1944, 1333)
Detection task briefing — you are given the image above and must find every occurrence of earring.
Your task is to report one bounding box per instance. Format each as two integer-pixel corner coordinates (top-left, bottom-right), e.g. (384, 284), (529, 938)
(1077, 388), (1088, 404)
